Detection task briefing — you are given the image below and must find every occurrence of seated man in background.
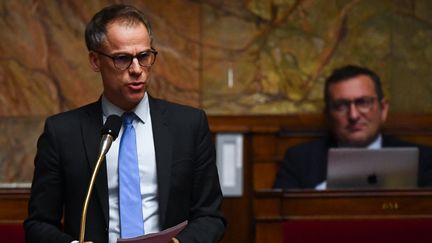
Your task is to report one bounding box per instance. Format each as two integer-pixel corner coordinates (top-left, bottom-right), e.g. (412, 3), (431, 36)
(273, 65), (432, 189)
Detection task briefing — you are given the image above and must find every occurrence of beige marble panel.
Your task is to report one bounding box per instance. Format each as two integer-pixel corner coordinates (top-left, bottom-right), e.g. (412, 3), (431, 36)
(0, 0), (201, 182)
(201, 0), (432, 114)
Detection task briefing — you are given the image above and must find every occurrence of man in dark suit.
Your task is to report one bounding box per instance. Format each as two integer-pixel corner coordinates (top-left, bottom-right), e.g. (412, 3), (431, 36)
(24, 4), (225, 243)
(273, 65), (432, 189)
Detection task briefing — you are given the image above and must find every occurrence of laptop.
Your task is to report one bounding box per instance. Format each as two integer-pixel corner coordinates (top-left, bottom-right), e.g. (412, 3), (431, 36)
(326, 147), (419, 189)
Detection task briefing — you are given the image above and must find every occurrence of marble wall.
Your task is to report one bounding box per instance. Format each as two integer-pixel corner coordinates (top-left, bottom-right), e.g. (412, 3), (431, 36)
(202, 0), (432, 114)
(1, 0), (432, 182)
(0, 0), (201, 182)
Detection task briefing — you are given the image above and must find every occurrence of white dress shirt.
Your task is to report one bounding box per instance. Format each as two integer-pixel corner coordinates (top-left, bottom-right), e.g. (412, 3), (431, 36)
(102, 93), (160, 243)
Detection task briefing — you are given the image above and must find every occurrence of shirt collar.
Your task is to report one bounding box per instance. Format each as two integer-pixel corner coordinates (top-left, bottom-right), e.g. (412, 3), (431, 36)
(367, 134), (382, 149)
(336, 134), (382, 149)
(101, 92), (149, 124)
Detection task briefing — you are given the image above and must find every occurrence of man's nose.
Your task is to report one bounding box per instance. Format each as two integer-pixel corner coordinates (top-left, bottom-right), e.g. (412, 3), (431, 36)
(348, 103), (360, 120)
(128, 57), (143, 74)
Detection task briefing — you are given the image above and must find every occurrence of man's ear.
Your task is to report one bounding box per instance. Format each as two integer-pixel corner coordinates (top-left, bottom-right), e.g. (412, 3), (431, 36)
(89, 51), (100, 72)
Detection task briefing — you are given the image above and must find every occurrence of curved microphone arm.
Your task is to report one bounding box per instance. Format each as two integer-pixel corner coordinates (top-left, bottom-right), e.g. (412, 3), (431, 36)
(79, 134), (114, 243)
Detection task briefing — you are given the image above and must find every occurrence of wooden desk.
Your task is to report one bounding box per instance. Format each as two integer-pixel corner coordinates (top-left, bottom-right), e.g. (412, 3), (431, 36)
(254, 189), (432, 243)
(0, 188), (29, 243)
(2, 114), (432, 243)
(0, 188), (30, 224)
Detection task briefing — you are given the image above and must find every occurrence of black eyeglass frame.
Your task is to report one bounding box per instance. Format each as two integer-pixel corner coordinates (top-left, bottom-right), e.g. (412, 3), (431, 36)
(93, 48), (158, 70)
(328, 96), (378, 114)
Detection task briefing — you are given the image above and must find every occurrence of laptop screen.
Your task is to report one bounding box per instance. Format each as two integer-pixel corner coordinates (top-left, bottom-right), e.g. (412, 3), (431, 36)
(326, 147), (419, 189)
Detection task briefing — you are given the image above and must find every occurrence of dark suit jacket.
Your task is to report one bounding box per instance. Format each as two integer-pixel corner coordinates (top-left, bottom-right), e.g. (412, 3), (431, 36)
(24, 96), (225, 243)
(273, 135), (432, 189)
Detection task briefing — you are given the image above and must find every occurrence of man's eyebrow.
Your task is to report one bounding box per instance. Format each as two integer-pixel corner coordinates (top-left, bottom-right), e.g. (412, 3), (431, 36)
(111, 49), (153, 55)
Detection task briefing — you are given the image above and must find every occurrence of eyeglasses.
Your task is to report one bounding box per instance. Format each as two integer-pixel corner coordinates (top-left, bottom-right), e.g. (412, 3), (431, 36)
(329, 96), (377, 114)
(93, 49), (158, 70)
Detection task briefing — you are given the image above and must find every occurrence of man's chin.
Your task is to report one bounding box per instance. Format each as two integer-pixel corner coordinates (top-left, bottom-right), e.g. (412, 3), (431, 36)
(127, 93), (145, 103)
(336, 132), (371, 147)
(342, 137), (372, 147)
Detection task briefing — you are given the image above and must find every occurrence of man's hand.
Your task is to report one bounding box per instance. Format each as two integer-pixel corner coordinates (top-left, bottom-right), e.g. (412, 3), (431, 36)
(170, 237), (180, 243)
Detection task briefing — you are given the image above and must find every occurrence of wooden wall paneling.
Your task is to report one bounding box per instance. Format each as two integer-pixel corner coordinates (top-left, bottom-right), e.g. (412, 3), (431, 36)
(0, 188), (29, 243)
(1, 114), (432, 243)
(252, 130), (324, 190)
(251, 133), (278, 160)
(0, 188), (29, 224)
(217, 132), (254, 243)
(253, 162), (278, 189)
(255, 221), (282, 243)
(252, 132), (278, 190)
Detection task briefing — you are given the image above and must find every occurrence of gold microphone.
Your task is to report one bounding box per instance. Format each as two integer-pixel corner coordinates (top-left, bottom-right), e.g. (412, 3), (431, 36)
(79, 115), (122, 243)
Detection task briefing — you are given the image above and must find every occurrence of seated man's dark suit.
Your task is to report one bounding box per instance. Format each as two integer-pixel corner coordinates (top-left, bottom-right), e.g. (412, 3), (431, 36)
(25, 95), (225, 243)
(273, 135), (432, 189)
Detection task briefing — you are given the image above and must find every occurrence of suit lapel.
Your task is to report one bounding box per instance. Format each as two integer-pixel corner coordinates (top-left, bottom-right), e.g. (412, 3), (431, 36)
(382, 136), (396, 147)
(149, 96), (172, 228)
(81, 100), (110, 226)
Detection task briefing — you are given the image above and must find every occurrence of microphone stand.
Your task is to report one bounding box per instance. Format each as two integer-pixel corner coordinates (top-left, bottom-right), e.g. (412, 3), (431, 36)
(79, 134), (114, 243)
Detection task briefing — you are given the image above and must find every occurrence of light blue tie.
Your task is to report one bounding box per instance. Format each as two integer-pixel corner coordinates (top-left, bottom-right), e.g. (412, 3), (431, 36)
(119, 112), (144, 238)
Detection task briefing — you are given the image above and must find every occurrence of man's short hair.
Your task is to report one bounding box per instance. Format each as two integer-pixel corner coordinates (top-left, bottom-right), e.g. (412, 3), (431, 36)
(324, 65), (384, 106)
(85, 4), (153, 51)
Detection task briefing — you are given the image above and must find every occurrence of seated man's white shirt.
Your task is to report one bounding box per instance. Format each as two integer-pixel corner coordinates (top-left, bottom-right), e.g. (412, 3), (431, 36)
(315, 135), (383, 190)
